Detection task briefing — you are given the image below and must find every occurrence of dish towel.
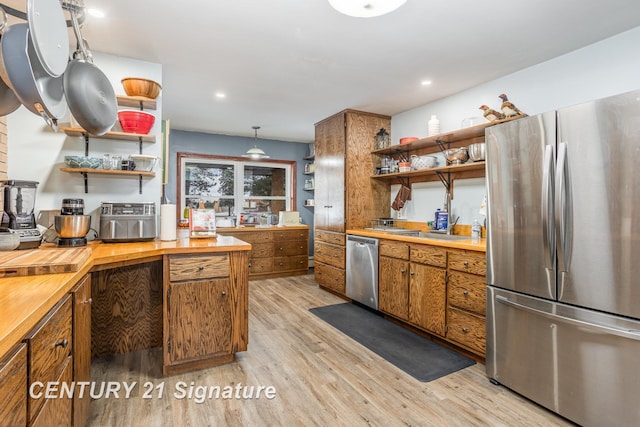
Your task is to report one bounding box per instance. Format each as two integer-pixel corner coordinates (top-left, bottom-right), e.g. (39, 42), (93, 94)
(392, 185), (411, 211)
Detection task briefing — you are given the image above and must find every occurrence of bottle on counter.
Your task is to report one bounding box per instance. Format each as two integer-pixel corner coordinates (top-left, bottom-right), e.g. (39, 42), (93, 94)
(471, 218), (481, 242)
(434, 208), (441, 230)
(437, 210), (449, 231)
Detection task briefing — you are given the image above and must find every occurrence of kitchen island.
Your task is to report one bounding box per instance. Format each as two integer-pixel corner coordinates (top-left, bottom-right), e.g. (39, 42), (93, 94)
(0, 230), (250, 426)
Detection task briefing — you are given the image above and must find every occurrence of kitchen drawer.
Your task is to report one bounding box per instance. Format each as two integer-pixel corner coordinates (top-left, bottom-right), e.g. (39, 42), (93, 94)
(410, 244), (447, 268)
(228, 231), (273, 244)
(26, 295), (73, 423)
(315, 230), (345, 246)
(448, 271), (486, 316)
(0, 344), (27, 427)
(447, 307), (486, 355)
(274, 255), (308, 271)
(31, 356), (72, 427)
(274, 240), (308, 256)
(379, 239), (409, 260)
(249, 257), (273, 274)
(314, 262), (345, 294)
(448, 250), (486, 276)
(273, 229), (308, 241)
(169, 254), (230, 281)
(315, 241), (345, 269)
(250, 242), (274, 259)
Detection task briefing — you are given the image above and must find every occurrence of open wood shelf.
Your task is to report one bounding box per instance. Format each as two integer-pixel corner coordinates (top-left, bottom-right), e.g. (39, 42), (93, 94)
(59, 126), (156, 143)
(371, 161), (486, 185)
(116, 95), (157, 110)
(60, 167), (156, 177)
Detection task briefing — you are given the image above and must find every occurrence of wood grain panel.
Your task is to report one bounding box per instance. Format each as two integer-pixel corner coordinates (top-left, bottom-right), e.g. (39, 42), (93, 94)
(408, 263), (446, 336)
(314, 112), (345, 232)
(345, 111), (391, 229)
(167, 278), (233, 363)
(448, 271), (486, 316)
(229, 250), (249, 353)
(26, 295), (72, 422)
(0, 344), (27, 427)
(273, 240), (308, 256)
(379, 256), (409, 320)
(225, 231), (273, 244)
(314, 262), (345, 294)
(314, 241), (345, 269)
(250, 242), (275, 258)
(273, 229), (308, 241)
(0, 247), (91, 278)
(448, 250), (486, 275)
(315, 230), (345, 245)
(168, 253), (230, 281)
(379, 239), (410, 260)
(410, 244), (447, 268)
(273, 255), (308, 272)
(72, 275), (91, 427)
(447, 307), (486, 355)
(91, 261), (163, 358)
(31, 356), (72, 427)
(248, 257), (273, 274)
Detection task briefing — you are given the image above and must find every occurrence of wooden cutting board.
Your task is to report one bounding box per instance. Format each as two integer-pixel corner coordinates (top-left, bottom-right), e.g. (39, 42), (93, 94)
(0, 247), (91, 277)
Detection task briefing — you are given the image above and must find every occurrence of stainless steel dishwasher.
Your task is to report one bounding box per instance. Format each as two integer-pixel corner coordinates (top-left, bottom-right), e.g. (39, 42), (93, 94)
(346, 235), (379, 310)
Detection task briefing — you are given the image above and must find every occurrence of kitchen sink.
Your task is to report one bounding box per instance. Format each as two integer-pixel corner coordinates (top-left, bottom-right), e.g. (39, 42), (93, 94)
(417, 232), (470, 241)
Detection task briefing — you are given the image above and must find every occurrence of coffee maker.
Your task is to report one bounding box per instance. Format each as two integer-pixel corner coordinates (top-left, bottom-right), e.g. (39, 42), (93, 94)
(2, 180), (42, 249)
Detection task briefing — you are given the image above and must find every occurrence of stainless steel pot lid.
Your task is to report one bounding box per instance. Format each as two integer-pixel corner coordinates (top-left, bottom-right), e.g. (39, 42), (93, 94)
(27, 0), (69, 77)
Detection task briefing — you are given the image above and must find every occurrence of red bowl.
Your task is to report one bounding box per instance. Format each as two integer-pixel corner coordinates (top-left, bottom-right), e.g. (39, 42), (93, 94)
(117, 110), (155, 134)
(400, 137), (419, 144)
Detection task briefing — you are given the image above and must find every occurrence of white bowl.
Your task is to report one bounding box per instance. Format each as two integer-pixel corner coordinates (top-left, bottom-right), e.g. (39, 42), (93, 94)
(410, 155), (438, 170)
(129, 154), (158, 172)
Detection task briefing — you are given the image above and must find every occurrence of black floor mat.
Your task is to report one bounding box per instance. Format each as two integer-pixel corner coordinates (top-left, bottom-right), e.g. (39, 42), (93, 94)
(309, 302), (475, 382)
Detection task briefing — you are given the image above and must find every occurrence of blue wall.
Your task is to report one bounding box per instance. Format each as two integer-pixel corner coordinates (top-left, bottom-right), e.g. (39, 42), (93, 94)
(166, 129), (315, 252)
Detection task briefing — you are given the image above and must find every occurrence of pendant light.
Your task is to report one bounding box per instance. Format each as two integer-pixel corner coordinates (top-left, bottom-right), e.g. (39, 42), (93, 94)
(242, 126), (269, 159)
(328, 0), (406, 18)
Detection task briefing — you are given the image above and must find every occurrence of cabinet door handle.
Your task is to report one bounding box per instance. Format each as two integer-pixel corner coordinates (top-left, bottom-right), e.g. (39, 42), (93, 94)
(198, 265), (205, 271)
(55, 339), (69, 348)
(279, 262), (284, 266)
(248, 263), (252, 267)
(410, 271), (415, 276)
(279, 247), (284, 251)
(82, 298), (93, 305)
(463, 290), (469, 296)
(221, 291), (227, 296)
(461, 327), (469, 333)
(463, 261), (469, 266)
(400, 268), (406, 273)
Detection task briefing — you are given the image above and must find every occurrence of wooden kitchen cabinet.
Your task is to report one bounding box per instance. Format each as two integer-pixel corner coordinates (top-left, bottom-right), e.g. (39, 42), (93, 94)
(25, 295), (73, 425)
(408, 245), (447, 336)
(163, 251), (248, 375)
(71, 275), (91, 427)
(218, 227), (309, 279)
(0, 344), (27, 427)
(314, 110), (391, 295)
(378, 240), (410, 320)
(446, 250), (487, 356)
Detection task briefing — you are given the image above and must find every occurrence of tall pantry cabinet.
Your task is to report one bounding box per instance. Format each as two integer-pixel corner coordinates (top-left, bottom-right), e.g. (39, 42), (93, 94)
(314, 109), (391, 295)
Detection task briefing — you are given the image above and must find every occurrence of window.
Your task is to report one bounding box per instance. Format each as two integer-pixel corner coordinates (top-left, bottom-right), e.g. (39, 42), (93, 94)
(178, 153), (296, 226)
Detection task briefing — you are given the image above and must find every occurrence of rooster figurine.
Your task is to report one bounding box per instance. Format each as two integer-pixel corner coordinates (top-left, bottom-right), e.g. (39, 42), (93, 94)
(499, 93), (526, 117)
(479, 105), (505, 122)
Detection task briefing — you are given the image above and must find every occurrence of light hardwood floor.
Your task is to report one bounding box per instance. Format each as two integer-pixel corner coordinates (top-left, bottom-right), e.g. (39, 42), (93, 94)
(89, 274), (574, 426)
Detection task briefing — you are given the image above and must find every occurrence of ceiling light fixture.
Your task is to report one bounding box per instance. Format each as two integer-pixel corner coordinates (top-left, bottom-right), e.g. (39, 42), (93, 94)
(87, 8), (105, 18)
(215, 92), (226, 99)
(421, 80), (432, 86)
(328, 0), (406, 18)
(242, 126), (270, 159)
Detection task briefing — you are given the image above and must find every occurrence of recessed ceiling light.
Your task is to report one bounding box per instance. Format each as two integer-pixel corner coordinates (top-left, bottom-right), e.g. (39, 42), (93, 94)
(421, 80), (432, 86)
(87, 8), (105, 18)
(215, 92), (226, 99)
(328, 0), (406, 18)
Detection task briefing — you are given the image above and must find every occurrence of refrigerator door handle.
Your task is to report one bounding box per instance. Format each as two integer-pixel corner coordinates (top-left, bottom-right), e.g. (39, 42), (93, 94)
(555, 142), (572, 293)
(542, 144), (555, 274)
(496, 295), (640, 341)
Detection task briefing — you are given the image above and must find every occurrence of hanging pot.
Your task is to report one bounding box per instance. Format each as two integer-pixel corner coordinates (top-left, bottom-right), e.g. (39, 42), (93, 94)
(0, 7), (20, 116)
(0, 23), (66, 128)
(26, 0), (69, 77)
(62, 9), (116, 136)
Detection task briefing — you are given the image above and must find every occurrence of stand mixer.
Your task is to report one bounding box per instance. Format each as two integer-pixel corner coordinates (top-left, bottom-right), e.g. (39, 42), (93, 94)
(1, 180), (42, 249)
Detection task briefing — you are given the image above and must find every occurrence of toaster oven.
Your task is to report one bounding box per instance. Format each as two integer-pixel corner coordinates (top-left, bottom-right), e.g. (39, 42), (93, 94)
(99, 202), (157, 242)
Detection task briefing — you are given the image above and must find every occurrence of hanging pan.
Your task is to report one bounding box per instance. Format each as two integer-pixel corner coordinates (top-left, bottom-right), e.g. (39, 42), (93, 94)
(0, 7), (21, 116)
(63, 8), (116, 136)
(0, 22), (66, 128)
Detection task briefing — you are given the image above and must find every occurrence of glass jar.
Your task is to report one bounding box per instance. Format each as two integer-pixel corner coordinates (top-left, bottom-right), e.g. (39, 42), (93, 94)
(102, 153), (111, 170)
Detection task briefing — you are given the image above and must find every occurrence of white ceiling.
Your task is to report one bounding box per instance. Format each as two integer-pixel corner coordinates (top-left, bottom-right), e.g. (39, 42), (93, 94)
(5, 0), (640, 142)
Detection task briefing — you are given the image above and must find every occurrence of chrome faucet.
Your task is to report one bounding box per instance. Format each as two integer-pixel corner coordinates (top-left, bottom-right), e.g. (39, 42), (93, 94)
(447, 215), (460, 235)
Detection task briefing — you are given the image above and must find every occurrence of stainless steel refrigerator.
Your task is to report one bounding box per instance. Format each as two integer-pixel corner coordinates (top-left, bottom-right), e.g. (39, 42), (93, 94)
(485, 89), (640, 427)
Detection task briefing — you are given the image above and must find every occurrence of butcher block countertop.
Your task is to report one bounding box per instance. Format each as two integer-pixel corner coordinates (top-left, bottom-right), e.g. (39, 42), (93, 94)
(0, 230), (251, 360)
(346, 229), (486, 252)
